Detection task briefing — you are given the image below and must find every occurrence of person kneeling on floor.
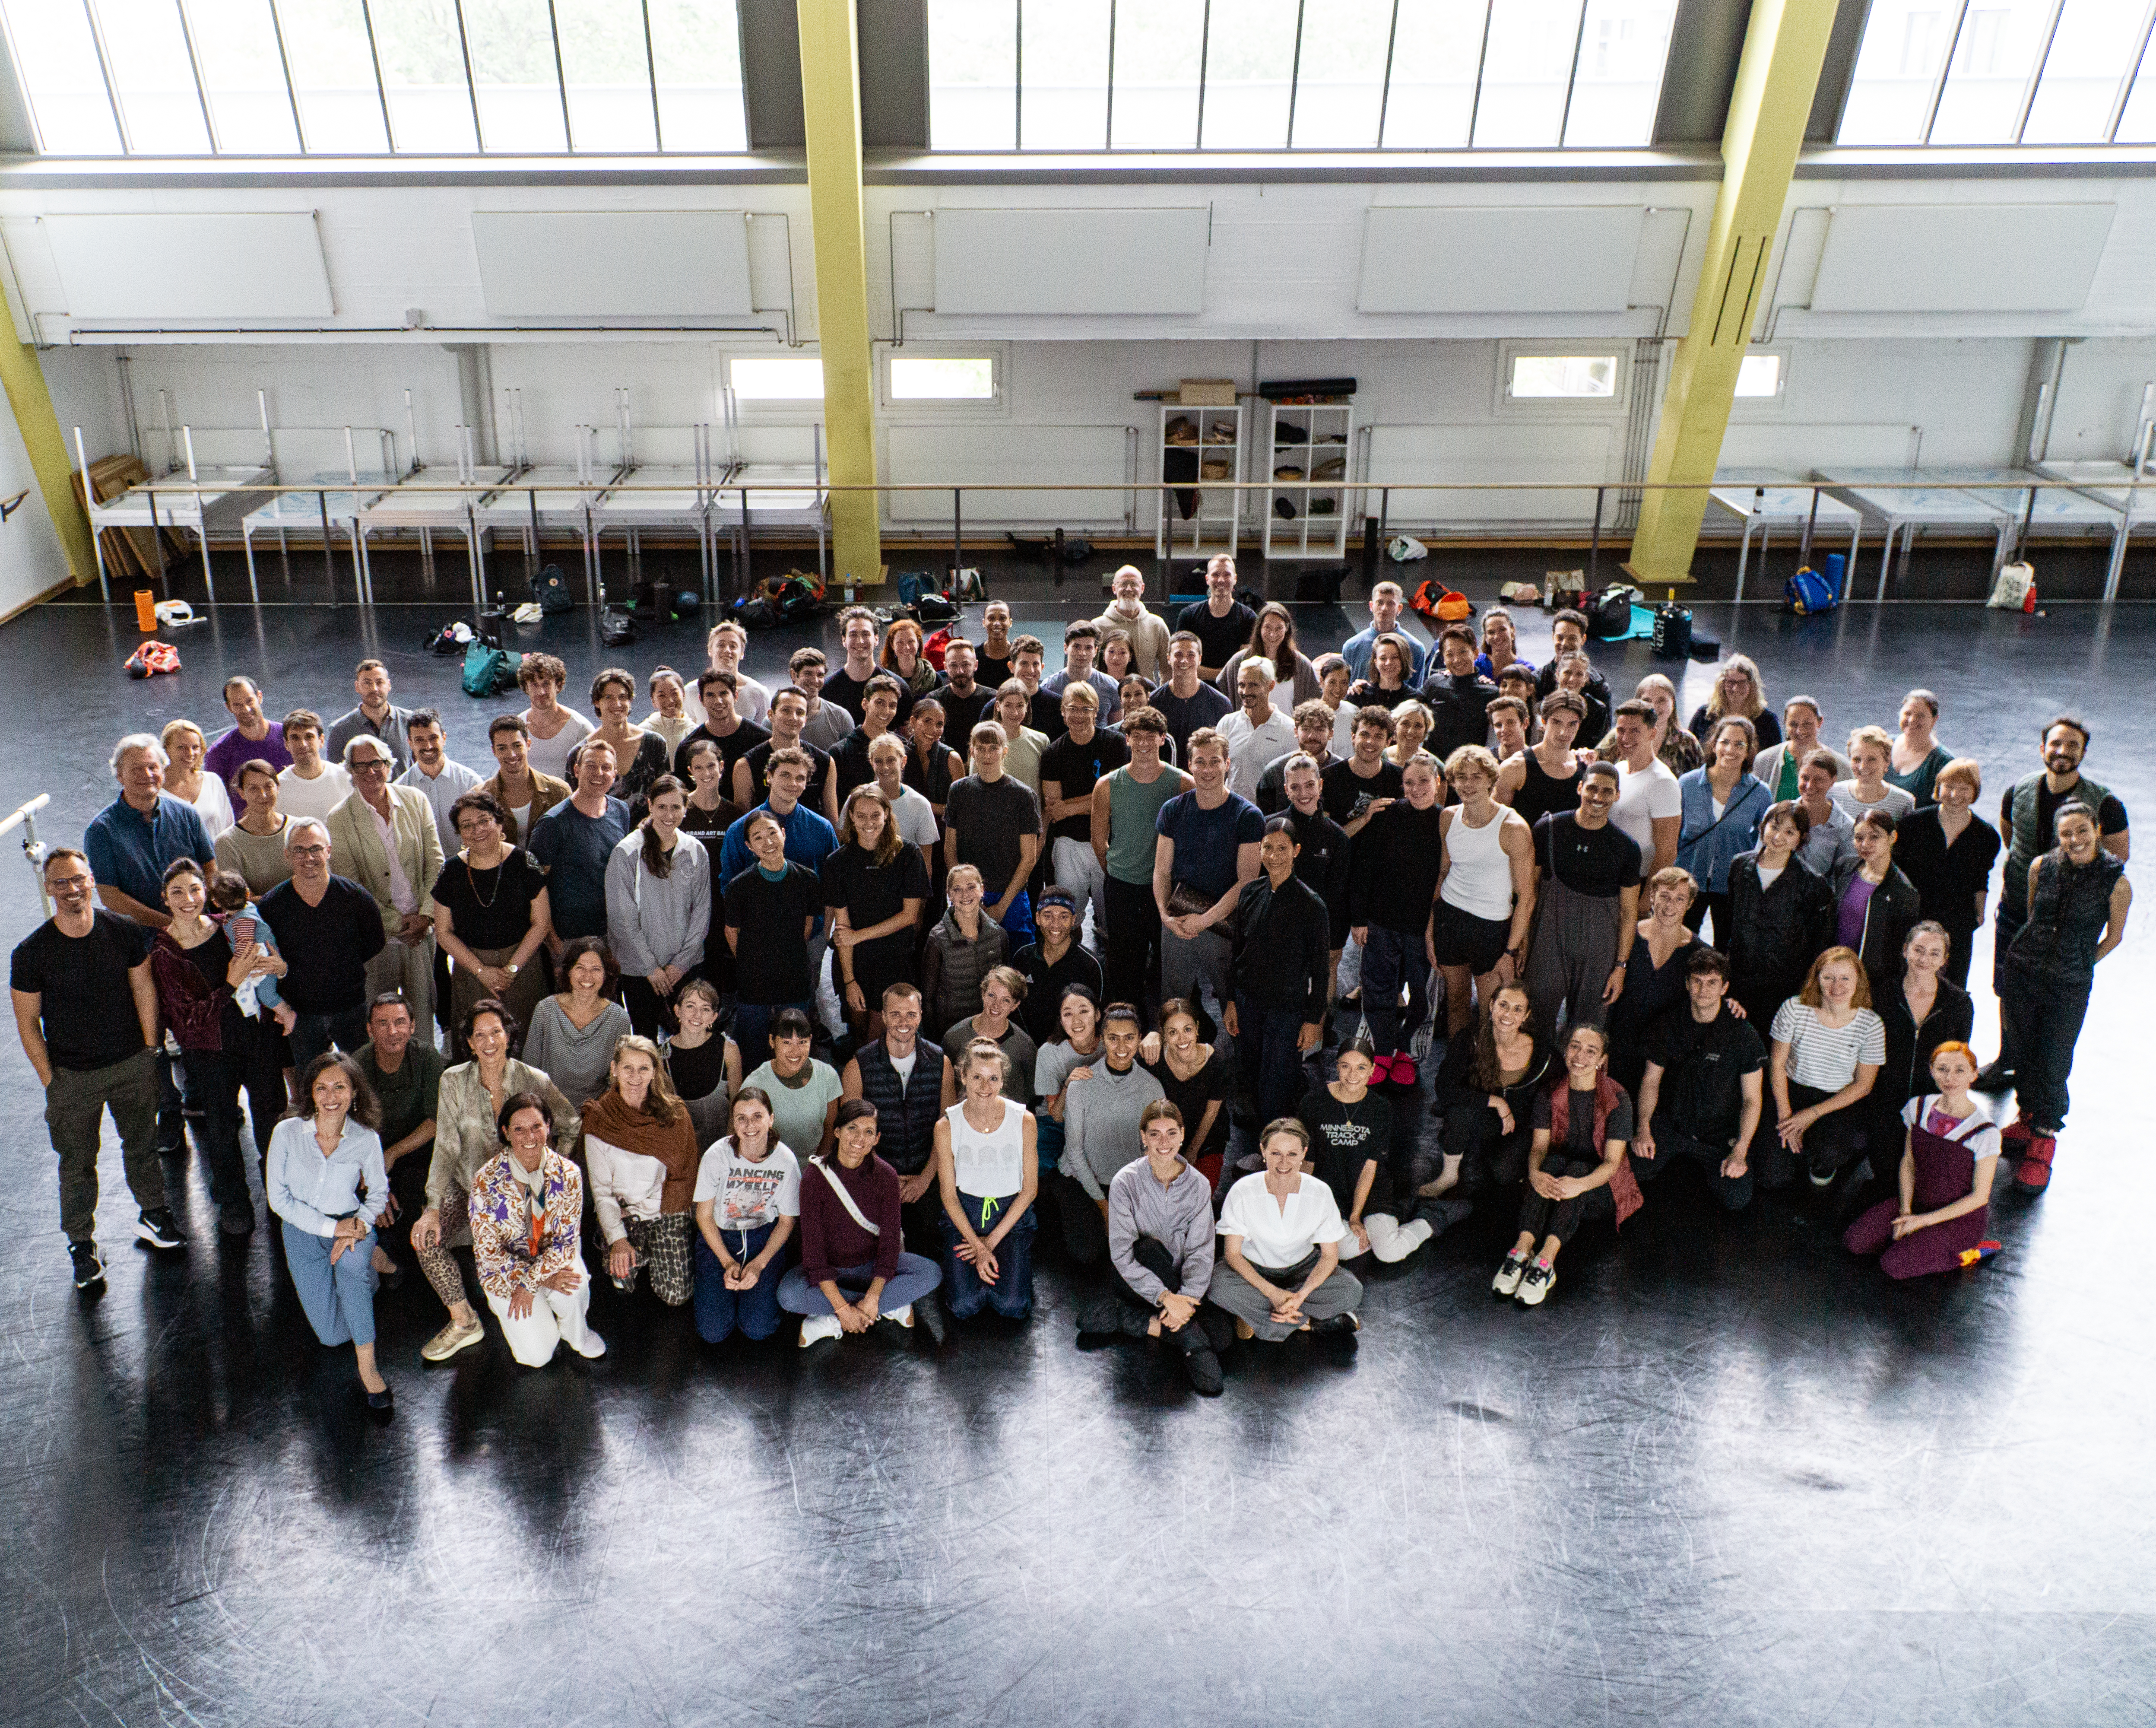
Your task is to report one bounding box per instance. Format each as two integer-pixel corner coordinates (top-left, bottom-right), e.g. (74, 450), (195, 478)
(1207, 1118), (1363, 1345)
(469, 1091), (606, 1366)
(1844, 1041), (2003, 1279)
(783, 1098), (946, 1346)
(1493, 1024), (1642, 1309)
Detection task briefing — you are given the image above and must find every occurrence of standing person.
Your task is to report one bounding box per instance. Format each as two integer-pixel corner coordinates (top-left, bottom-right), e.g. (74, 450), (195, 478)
(586, 1034), (701, 1309)
(1298, 1038), (1428, 1263)
(1475, 607), (1521, 680)
(1829, 810), (1921, 1001)
(1341, 580), (1429, 683)
(690, 1085), (800, 1344)
(1320, 708), (1405, 836)
(904, 698), (966, 827)
(717, 749), (838, 937)
(356, 991), (445, 1277)
(945, 721), (1043, 945)
(265, 1053), (393, 1407)
(1722, 801), (1835, 1032)
(326, 735), (442, 1029)
(782, 1099), (946, 1346)
(1885, 690), (1954, 807)
(1316, 655), (1359, 756)
(881, 616), (942, 699)
(1832, 727), (1918, 824)
(204, 675), (292, 792)
(1148, 632), (1234, 762)
(521, 937), (632, 1107)
(1872, 922), (1975, 1143)
(469, 1092), (606, 1365)
(1220, 602), (1322, 712)
(1687, 654), (1779, 751)
(85, 734), (216, 929)
(1433, 746), (1535, 1039)
(1343, 634), (1417, 714)
(1994, 802), (2131, 1192)
(148, 859), (282, 1236)
(1430, 983), (1550, 1203)
(787, 649), (855, 752)
(12, 848), (182, 1284)
(1604, 868), (1702, 1097)
(408, 1001), (579, 1362)
(1093, 564), (1170, 682)
(702, 618), (774, 725)
(743, 1007), (843, 1161)
(529, 739), (631, 947)
(1894, 760), (1999, 991)
(605, 775), (709, 1038)
(1844, 1043), (2004, 1278)
(1346, 752), (1446, 1085)
(1175, 554), (1257, 680)
(1496, 691), (1588, 829)
(587, 668), (672, 815)
(1153, 729), (1265, 1036)
(1631, 675), (1704, 777)
(1493, 1024), (1640, 1308)
(1534, 610), (1610, 707)
(1522, 763), (1642, 1040)
(1252, 702), (1339, 817)
(1766, 948), (1884, 1193)
(1485, 696), (1531, 769)
(1038, 686), (1129, 945)
(215, 762), (295, 896)
(642, 666), (699, 758)
(1224, 818), (1330, 1128)
(672, 670), (769, 786)
(1092, 707), (1189, 1012)
(1219, 660), (1297, 800)
(1208, 1119), (1363, 1344)
(840, 984), (956, 1252)
(1794, 752), (1858, 878)
(1551, 654), (1611, 753)
(663, 978), (740, 1140)
(995, 670), (1057, 780)
(723, 810), (822, 1070)
(866, 732), (941, 879)
(928, 638), (996, 738)
(736, 685), (834, 816)
(1675, 717), (1770, 944)
(677, 740), (744, 854)
(260, 820), (386, 1067)
(1386, 700), (1435, 775)
(1609, 701), (1681, 877)
(935, 1041), (1041, 1322)
(396, 709), (484, 852)
(1056, 1004), (1167, 1263)
(1631, 948), (1766, 1213)
(1279, 754), (1351, 1009)
(1752, 697), (1849, 801)
(1010, 888), (1103, 1047)
(824, 786), (929, 1041)
(1042, 620), (1122, 721)
(1029, 984), (1103, 1204)
(822, 606), (897, 726)
(430, 792), (553, 1051)
(274, 711), (352, 826)
(973, 598), (1016, 688)
(1420, 626), (1500, 761)
(827, 674), (910, 816)
(326, 658), (415, 775)
(921, 864), (1007, 1032)
(160, 720), (234, 839)
(941, 967), (1035, 1102)
(479, 716), (571, 845)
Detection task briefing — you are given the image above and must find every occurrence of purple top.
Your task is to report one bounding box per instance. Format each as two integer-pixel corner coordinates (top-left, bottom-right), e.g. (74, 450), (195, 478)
(1836, 873), (1876, 951)
(205, 720), (291, 793)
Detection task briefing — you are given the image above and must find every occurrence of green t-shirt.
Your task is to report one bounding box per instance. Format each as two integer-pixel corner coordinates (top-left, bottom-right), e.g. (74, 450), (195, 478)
(358, 1042), (446, 1154)
(1105, 764), (1183, 885)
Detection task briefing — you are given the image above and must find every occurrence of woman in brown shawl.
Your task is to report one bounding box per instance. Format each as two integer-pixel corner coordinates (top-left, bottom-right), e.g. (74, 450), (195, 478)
(583, 1034), (702, 1306)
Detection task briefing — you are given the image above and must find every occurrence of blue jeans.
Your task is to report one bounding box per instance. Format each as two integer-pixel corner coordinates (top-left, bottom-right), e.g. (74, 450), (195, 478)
(289, 1005), (369, 1072)
(1237, 996), (1310, 1129)
(692, 1219), (787, 1341)
(938, 1194), (1037, 1320)
(1359, 924), (1430, 1057)
(282, 1220), (377, 1347)
(777, 1254), (942, 1316)
(730, 1001), (813, 1073)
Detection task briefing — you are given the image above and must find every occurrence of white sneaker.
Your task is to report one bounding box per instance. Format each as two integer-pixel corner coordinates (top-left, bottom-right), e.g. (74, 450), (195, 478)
(885, 1303), (914, 1328)
(798, 1313), (843, 1347)
(572, 1331), (607, 1359)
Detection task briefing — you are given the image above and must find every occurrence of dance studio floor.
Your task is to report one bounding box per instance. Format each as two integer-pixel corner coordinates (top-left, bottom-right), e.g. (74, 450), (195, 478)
(0, 588), (2148, 1726)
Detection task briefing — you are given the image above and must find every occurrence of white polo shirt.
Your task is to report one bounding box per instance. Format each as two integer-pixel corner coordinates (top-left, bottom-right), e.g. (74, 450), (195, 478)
(1217, 1170), (1348, 1269)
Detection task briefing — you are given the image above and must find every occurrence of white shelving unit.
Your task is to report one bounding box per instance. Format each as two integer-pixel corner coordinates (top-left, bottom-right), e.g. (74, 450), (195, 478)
(1262, 402), (1354, 559)
(1156, 403), (1243, 562)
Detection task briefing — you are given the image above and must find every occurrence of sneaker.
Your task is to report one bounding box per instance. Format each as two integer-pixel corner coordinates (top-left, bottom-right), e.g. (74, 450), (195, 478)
(420, 1315), (484, 1363)
(135, 1208), (184, 1250)
(69, 1241), (105, 1290)
(913, 1291), (948, 1345)
(1182, 1343), (1225, 1396)
(1368, 1051), (1395, 1085)
(1972, 1062), (2013, 1094)
(1492, 1250), (1531, 1297)
(885, 1302), (915, 1328)
(2014, 1135), (2056, 1193)
(1388, 1055), (1418, 1087)
(1515, 1259), (1556, 1307)
(1309, 1311), (1360, 1340)
(1999, 1118), (2036, 1150)
(219, 1202), (256, 1237)
(571, 1331), (607, 1360)
(1807, 1157), (1839, 1189)
(798, 1312), (843, 1347)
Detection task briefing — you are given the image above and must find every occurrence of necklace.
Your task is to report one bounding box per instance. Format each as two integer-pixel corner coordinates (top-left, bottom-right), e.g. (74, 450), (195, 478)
(464, 850), (504, 908)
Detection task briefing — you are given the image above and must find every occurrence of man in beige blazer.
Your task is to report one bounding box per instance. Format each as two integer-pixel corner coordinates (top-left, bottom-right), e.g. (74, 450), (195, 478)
(327, 735), (445, 1030)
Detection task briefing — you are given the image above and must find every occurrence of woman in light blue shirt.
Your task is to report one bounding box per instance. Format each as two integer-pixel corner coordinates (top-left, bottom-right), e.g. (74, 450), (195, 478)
(1676, 716), (1772, 947)
(267, 1052), (393, 1412)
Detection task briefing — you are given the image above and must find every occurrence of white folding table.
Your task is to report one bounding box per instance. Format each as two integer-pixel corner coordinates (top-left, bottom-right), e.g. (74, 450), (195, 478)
(1817, 470), (2018, 600)
(1705, 472), (1864, 601)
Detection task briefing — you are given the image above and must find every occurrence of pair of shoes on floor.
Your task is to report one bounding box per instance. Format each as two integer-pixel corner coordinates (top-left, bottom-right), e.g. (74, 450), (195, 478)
(1492, 1249), (1531, 1297)
(1369, 1052), (1418, 1086)
(421, 1315), (485, 1363)
(2014, 1134), (2057, 1193)
(69, 1240), (106, 1290)
(1515, 1260), (1556, 1307)
(135, 1208), (184, 1251)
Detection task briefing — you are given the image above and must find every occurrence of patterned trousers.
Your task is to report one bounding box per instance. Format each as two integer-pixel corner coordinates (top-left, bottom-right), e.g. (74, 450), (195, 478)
(416, 1178), (474, 1312)
(612, 1211), (694, 1307)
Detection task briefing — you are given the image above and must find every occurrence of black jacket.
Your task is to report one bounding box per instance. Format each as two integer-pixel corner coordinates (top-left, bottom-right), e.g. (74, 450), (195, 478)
(1724, 849), (1834, 1010)
(1827, 857), (1922, 997)
(1347, 800), (1446, 934)
(1284, 804), (1352, 946)
(1230, 871), (1332, 1022)
(1419, 671), (1499, 761)
(1872, 976), (1975, 1112)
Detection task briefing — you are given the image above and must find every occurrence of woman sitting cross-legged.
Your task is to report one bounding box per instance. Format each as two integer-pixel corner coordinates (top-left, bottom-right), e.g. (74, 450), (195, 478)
(781, 1098), (945, 1347)
(1844, 1041), (2003, 1280)
(690, 1085), (801, 1344)
(1428, 982), (1550, 1210)
(265, 1052), (393, 1410)
(1493, 1023), (1642, 1310)
(468, 1091), (606, 1366)
(1207, 1118), (1364, 1344)
(1297, 1036), (1430, 1264)
(1765, 946), (1883, 1194)
(584, 1034), (700, 1308)
(934, 1039), (1040, 1322)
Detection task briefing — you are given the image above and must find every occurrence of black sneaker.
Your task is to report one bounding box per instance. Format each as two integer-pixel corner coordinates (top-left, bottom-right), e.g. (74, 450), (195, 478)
(136, 1208), (184, 1250)
(1182, 1343), (1225, 1396)
(69, 1241), (105, 1290)
(1309, 1312), (1361, 1344)
(1515, 1260), (1556, 1307)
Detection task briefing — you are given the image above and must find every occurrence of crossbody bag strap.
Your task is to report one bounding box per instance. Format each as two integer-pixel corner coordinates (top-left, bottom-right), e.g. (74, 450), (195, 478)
(814, 1159), (880, 1236)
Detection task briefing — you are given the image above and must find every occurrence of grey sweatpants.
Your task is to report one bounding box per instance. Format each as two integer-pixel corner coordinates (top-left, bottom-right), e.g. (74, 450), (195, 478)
(1205, 1248), (1363, 1342)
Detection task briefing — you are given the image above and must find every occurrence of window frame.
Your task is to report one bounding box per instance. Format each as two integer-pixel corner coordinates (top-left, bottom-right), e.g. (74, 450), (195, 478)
(1497, 343), (1632, 414)
(878, 345), (1007, 414)
(1731, 348), (1791, 408)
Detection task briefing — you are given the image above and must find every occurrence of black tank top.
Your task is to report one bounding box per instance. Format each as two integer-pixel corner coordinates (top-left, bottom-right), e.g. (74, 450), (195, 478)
(1511, 753), (1584, 829)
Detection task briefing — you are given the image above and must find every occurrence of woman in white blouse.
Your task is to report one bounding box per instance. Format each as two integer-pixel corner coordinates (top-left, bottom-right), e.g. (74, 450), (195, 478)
(1206, 1117), (1363, 1344)
(1768, 946), (1884, 1193)
(162, 718), (234, 838)
(266, 1052), (392, 1411)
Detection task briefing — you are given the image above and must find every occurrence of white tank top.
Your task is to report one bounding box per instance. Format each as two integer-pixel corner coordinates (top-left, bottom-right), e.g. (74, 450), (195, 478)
(1440, 803), (1516, 921)
(945, 1098), (1025, 1199)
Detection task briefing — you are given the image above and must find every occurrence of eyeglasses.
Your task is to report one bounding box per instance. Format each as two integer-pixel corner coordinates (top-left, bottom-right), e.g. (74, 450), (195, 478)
(289, 844), (330, 858)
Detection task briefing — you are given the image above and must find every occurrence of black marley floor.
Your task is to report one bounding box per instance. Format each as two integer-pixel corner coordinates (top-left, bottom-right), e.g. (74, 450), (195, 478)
(1, 579), (2152, 1726)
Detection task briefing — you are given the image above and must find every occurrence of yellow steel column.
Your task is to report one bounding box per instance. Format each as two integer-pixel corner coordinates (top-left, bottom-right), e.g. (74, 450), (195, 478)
(0, 326), (99, 588)
(796, 0), (882, 588)
(1627, 0), (1838, 586)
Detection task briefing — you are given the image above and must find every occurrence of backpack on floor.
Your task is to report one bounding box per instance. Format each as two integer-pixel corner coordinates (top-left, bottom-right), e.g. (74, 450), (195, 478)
(462, 641), (520, 698)
(1586, 583), (1640, 639)
(1651, 600), (1692, 661)
(533, 563), (574, 615)
(1785, 564), (1838, 616)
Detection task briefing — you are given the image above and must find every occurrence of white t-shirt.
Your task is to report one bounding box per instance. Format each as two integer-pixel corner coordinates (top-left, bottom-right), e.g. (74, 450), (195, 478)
(275, 762), (352, 825)
(1217, 1170), (1348, 1269)
(1613, 758), (1681, 861)
(885, 783), (941, 849)
(1221, 711), (1297, 800)
(520, 707), (595, 782)
(693, 1138), (802, 1231)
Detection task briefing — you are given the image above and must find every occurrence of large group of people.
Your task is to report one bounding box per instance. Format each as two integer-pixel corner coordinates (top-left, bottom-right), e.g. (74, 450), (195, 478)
(10, 568), (2131, 1406)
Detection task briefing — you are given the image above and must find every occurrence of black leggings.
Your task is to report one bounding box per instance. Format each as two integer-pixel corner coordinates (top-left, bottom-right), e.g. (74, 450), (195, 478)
(1517, 1153), (1615, 1248)
(1440, 1100), (1535, 1191)
(1103, 874), (1162, 1016)
(1108, 1236), (1211, 1356)
(1756, 1080), (1869, 1188)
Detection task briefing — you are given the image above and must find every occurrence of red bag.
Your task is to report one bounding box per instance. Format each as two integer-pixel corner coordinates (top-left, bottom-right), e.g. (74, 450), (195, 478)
(924, 626), (953, 671)
(1410, 580), (1474, 623)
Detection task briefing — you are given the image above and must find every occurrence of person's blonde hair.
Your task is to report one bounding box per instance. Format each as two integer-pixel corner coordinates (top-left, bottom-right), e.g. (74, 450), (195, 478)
(1935, 756), (1982, 795)
(159, 718), (208, 759)
(1847, 724), (1894, 762)
(1704, 653), (1767, 721)
(608, 1033), (684, 1126)
(1445, 744), (1500, 786)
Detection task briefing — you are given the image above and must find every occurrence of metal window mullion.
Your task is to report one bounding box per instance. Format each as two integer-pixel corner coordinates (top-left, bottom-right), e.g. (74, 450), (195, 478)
(1558, 0), (1591, 145)
(1103, 0), (1116, 147)
(1920, 0), (1975, 144)
(1285, 0), (1306, 145)
(357, 0), (395, 152)
(1465, 0), (1496, 145)
(640, 0), (661, 150)
(1374, 0), (1401, 146)
(547, 0), (571, 150)
(2012, 0), (2069, 143)
(79, 0), (133, 153)
(1195, 0), (1211, 147)
(1014, 0), (1023, 149)
(173, 0), (219, 152)
(453, 0), (483, 151)
(2107, 0), (2156, 142)
(264, 0), (307, 151)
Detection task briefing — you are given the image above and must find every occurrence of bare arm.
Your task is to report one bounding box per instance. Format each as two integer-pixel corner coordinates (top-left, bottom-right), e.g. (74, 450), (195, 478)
(1650, 813), (1680, 876)
(12, 989), (51, 1087)
(128, 958), (159, 1050)
(1090, 778), (1113, 871)
(2096, 876), (2132, 962)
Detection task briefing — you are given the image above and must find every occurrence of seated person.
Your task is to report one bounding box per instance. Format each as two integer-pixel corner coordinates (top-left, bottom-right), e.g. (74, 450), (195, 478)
(1075, 1100), (1226, 1397)
(934, 1039), (1040, 1322)
(1766, 947), (1883, 1192)
(691, 1086), (801, 1344)
(1631, 947), (1766, 1213)
(468, 1091), (606, 1366)
(742, 1007), (843, 1161)
(1428, 982), (1550, 1203)
(1492, 1025), (1641, 1310)
(1297, 1037), (1429, 1263)
(1049, 1003), (1164, 1267)
(781, 1098), (946, 1345)
(584, 1035), (700, 1308)
(1207, 1118), (1363, 1344)
(1843, 1042), (2003, 1280)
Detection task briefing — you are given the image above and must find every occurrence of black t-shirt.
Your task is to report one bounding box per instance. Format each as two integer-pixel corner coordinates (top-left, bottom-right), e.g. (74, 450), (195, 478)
(2005, 779), (2129, 842)
(1297, 1086), (1393, 1218)
(1320, 756), (1404, 826)
(1025, 689), (1066, 738)
(1145, 1049), (1232, 1166)
(432, 846), (549, 950)
(1644, 1005), (1764, 1143)
(1531, 1085), (1636, 1159)
(824, 669), (915, 730)
(739, 739), (831, 808)
(1895, 809), (2002, 931)
(725, 862), (822, 1004)
(10, 912), (154, 1071)
(1175, 599), (1257, 670)
(945, 775), (1042, 893)
(1038, 729), (1132, 842)
(929, 679), (997, 737)
(1532, 813), (1642, 899)
(673, 720), (769, 785)
(1011, 940), (1105, 1045)
(821, 843), (931, 940)
(1147, 680), (1234, 759)
(259, 877), (386, 1014)
(974, 649), (1014, 689)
